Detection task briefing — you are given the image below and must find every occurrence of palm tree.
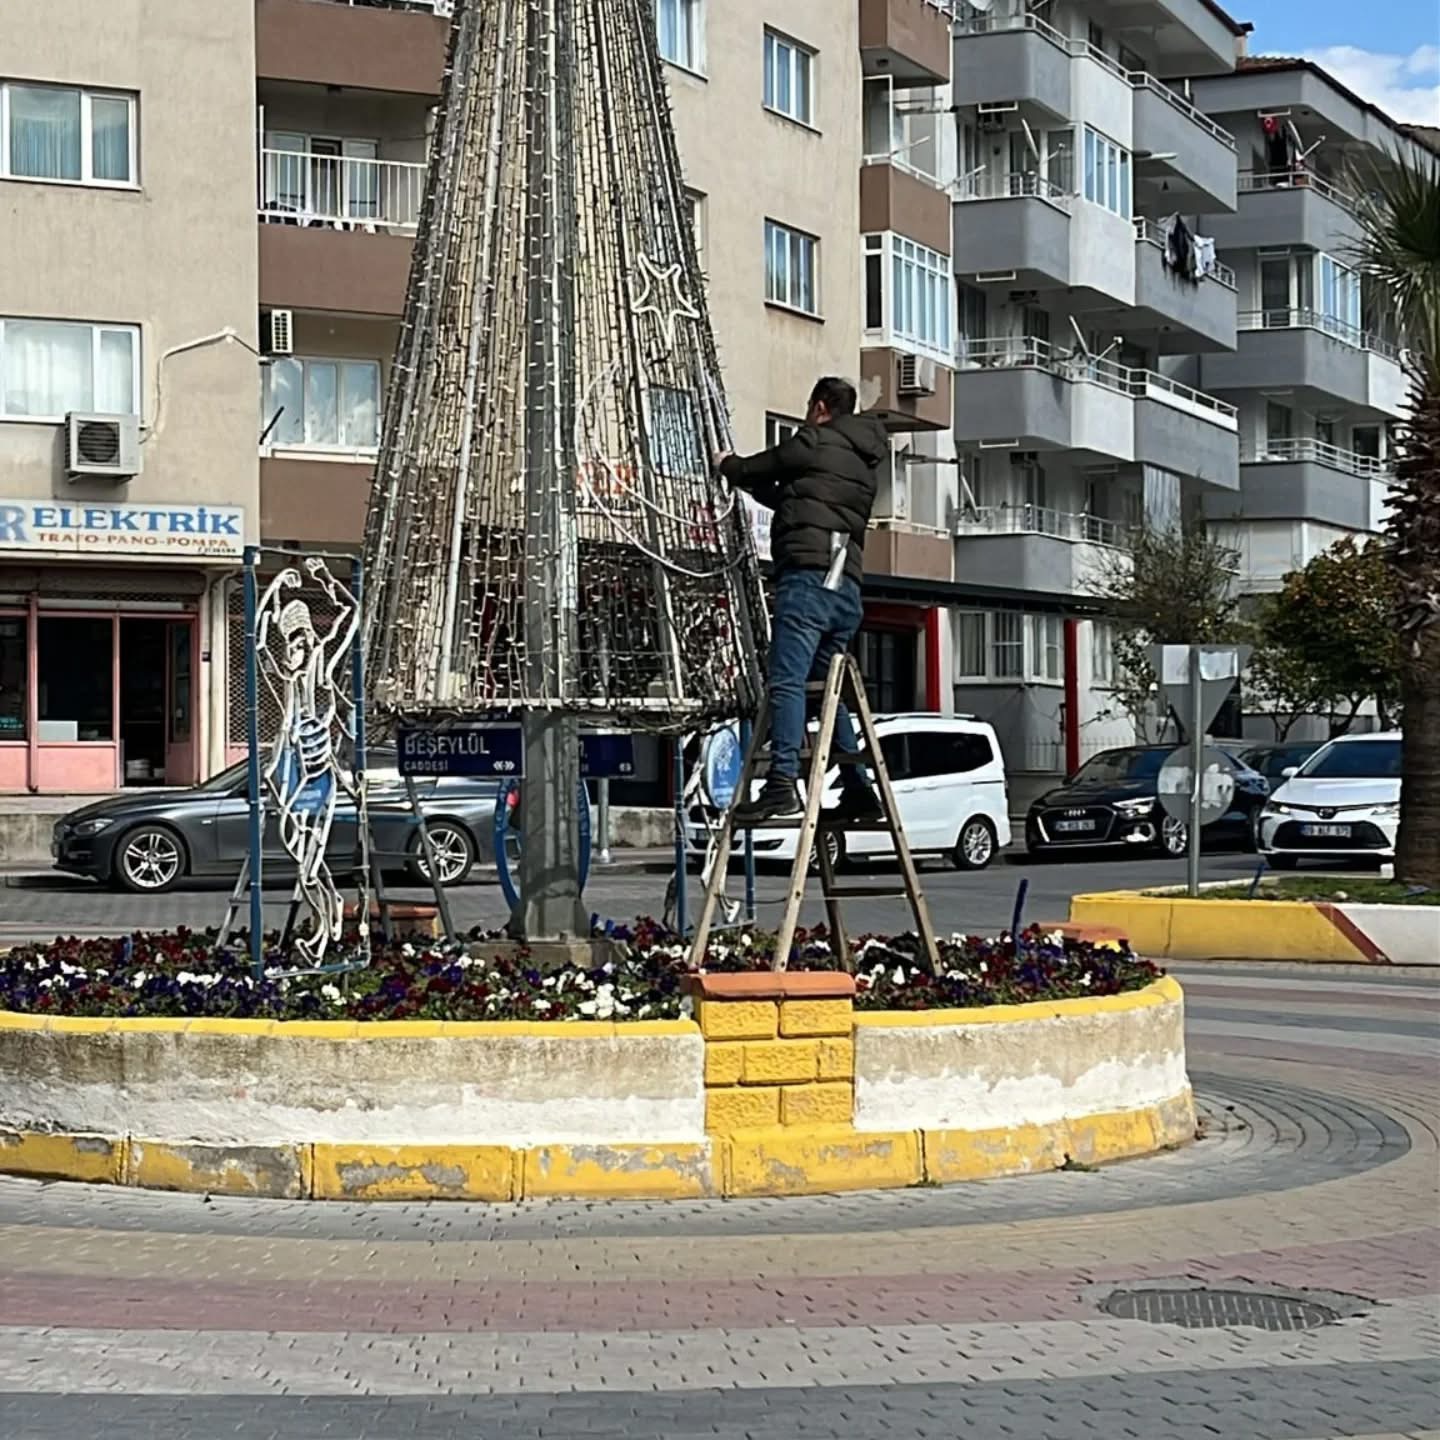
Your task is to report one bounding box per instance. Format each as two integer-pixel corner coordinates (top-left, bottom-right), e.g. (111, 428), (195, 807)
(1349, 147), (1440, 886)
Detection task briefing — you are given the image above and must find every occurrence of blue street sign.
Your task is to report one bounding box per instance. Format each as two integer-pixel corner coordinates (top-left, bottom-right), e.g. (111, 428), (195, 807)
(397, 723), (524, 778)
(580, 732), (635, 778)
(701, 723), (742, 809)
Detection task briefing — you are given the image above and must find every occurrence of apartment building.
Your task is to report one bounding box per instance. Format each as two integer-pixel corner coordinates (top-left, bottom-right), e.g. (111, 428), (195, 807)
(1190, 59), (1423, 617)
(940, 0), (1246, 786)
(0, 0), (259, 794)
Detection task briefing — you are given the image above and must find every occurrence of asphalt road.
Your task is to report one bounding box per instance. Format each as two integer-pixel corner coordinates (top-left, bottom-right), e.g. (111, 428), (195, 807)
(0, 847), (1271, 943)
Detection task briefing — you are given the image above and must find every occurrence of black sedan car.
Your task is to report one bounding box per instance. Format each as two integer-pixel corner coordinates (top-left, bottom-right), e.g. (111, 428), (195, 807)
(52, 749), (504, 894)
(1025, 744), (1270, 859)
(1237, 741), (1319, 782)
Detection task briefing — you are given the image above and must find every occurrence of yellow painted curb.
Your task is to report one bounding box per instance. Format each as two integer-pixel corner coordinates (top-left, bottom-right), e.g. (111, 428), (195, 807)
(1070, 892), (1370, 962)
(853, 975), (1180, 1027)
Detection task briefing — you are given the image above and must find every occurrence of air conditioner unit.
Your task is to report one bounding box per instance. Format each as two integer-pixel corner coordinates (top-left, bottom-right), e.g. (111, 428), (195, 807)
(897, 354), (937, 396)
(66, 414), (142, 482)
(260, 308), (294, 356)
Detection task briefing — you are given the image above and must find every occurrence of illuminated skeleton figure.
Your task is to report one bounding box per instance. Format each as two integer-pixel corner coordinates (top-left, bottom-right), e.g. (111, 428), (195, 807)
(257, 558), (360, 964)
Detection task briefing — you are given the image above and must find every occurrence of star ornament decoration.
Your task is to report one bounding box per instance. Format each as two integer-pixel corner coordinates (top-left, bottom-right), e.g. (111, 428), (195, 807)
(629, 252), (701, 351)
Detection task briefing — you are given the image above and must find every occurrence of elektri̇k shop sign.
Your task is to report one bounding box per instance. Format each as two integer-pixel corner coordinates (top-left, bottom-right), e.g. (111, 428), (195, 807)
(0, 500), (245, 559)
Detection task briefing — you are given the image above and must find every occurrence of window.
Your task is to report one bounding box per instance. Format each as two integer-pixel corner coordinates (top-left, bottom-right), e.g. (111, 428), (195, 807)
(956, 284), (987, 361)
(0, 617), (25, 739)
(764, 219), (817, 314)
(1027, 614), (1061, 682)
(647, 384), (706, 476)
(656, 0), (703, 72)
(2, 82), (135, 186)
(262, 357), (381, 452)
(765, 412), (801, 449)
(38, 617), (113, 741)
(1082, 126), (1130, 218)
(1298, 738), (1402, 780)
(879, 734), (910, 782)
(0, 318), (139, 420)
(955, 611), (986, 680)
(1319, 254), (1361, 339)
(909, 730), (995, 778)
(1265, 401), (1293, 453)
(763, 30), (814, 126)
(1258, 250), (1314, 326)
(1092, 621), (1116, 687)
(991, 611), (1024, 679)
(863, 233), (952, 362)
(685, 189), (706, 274)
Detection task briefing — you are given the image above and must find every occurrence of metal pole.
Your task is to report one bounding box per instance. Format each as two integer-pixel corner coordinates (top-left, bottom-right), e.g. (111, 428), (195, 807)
(673, 739), (687, 937)
(243, 549), (264, 979)
(1188, 644), (1203, 898)
(350, 557), (372, 962)
(739, 718), (756, 923)
(597, 778), (611, 864)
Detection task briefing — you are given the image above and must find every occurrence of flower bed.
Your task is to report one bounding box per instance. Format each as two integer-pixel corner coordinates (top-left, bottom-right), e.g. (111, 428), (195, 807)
(0, 923), (1158, 1022)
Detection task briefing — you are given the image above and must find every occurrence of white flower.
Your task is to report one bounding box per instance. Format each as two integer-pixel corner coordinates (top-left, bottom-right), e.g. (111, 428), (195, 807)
(978, 962), (987, 974)
(131, 971), (148, 988)
(320, 983), (342, 1004)
(892, 965), (906, 986)
(578, 998), (599, 1017)
(532, 998), (551, 1013)
(543, 975), (558, 989)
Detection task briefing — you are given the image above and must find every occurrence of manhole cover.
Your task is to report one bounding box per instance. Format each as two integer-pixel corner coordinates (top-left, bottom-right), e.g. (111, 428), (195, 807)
(1101, 1287), (1340, 1331)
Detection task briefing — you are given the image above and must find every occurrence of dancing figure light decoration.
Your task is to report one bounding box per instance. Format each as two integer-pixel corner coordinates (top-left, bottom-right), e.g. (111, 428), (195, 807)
(361, 0), (766, 939)
(257, 558), (360, 964)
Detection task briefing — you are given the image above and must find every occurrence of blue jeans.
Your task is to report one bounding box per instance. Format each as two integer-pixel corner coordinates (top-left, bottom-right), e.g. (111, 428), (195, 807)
(767, 570), (867, 784)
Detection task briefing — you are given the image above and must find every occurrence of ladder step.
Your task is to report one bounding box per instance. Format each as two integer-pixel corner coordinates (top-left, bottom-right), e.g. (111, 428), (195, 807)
(730, 818), (895, 832)
(754, 749), (867, 765)
(822, 886), (915, 899)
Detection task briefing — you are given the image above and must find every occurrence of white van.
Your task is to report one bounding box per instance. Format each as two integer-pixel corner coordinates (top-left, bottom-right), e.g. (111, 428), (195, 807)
(688, 714), (1011, 871)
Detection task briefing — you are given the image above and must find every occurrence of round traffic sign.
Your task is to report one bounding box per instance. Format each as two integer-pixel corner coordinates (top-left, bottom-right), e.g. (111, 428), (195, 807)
(1157, 744), (1237, 826)
(700, 723), (743, 810)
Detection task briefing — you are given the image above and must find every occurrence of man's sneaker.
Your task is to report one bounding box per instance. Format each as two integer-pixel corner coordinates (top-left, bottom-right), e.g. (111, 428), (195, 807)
(826, 784), (883, 822)
(732, 778), (804, 826)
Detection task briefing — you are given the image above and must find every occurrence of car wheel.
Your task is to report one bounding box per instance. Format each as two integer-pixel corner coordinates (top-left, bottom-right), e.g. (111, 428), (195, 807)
(1268, 854), (1299, 871)
(1158, 815), (1188, 857)
(114, 825), (187, 894)
(808, 828), (845, 875)
(953, 817), (997, 871)
(407, 820), (475, 887)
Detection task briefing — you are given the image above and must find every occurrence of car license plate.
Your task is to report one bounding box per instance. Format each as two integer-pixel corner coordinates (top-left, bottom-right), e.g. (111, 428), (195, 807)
(1055, 819), (1096, 834)
(1301, 823), (1352, 838)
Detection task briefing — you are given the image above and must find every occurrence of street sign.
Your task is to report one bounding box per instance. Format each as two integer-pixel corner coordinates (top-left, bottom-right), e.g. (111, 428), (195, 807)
(700, 723), (743, 809)
(580, 732), (636, 778)
(1157, 743), (1238, 826)
(1148, 645), (1251, 741)
(397, 723), (524, 778)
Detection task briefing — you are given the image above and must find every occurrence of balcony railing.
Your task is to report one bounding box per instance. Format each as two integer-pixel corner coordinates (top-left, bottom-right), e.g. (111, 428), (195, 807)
(953, 10), (1236, 150)
(954, 503), (1130, 549)
(954, 170), (1072, 211)
(1238, 169), (1357, 210)
(955, 335), (1238, 422)
(258, 146), (427, 233)
(1133, 216), (1236, 288)
(1237, 308), (1402, 362)
(1242, 437), (1392, 480)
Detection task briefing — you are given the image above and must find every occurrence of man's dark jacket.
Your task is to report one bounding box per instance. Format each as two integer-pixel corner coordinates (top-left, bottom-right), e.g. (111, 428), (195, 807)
(719, 413), (887, 585)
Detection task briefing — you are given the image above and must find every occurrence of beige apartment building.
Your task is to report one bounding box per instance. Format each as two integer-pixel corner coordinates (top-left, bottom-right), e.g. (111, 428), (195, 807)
(0, 0), (259, 794)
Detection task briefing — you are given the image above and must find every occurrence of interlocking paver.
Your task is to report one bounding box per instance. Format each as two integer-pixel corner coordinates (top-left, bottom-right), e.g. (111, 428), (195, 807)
(0, 966), (1435, 1437)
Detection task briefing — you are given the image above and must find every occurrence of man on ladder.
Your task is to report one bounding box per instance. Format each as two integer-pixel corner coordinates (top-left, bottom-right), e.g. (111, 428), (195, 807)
(713, 376), (887, 828)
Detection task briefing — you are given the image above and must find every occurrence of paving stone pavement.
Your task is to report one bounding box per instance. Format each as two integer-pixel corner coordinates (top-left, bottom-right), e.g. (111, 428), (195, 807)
(0, 961), (1436, 1439)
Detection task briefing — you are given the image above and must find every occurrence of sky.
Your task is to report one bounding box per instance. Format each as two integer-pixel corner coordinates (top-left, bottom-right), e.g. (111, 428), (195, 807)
(1239, 0), (1440, 124)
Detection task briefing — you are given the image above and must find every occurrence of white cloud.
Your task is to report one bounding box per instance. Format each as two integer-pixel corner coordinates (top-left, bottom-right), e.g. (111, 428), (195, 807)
(1299, 44), (1440, 126)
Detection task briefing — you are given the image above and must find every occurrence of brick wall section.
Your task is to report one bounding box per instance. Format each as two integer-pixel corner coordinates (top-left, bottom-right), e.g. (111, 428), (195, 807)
(691, 973), (857, 1133)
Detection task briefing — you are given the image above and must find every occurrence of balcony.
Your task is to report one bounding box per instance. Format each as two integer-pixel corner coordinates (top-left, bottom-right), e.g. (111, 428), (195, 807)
(1213, 438), (1391, 532)
(954, 337), (1236, 480)
(953, 173), (1071, 287)
(952, 505), (1128, 597)
(1129, 217), (1236, 352)
(255, 0), (448, 96)
(861, 163), (952, 256)
(860, 0), (954, 87)
(1130, 72), (1236, 213)
(863, 523), (955, 582)
(1201, 310), (1407, 418)
(952, 12), (1072, 120)
(260, 455), (373, 547)
(260, 147), (425, 233)
(860, 348), (953, 432)
(1207, 171), (1360, 256)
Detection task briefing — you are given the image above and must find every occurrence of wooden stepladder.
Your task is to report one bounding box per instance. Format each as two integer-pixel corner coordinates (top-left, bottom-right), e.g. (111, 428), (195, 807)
(688, 652), (942, 973)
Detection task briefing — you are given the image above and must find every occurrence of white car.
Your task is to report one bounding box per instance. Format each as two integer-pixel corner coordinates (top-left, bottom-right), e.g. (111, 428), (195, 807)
(1256, 731), (1402, 869)
(689, 714), (1011, 871)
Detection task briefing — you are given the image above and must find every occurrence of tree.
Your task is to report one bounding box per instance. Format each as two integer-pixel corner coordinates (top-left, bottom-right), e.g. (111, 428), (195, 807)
(1090, 523), (1245, 739)
(1350, 148), (1440, 885)
(1248, 537), (1402, 738)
